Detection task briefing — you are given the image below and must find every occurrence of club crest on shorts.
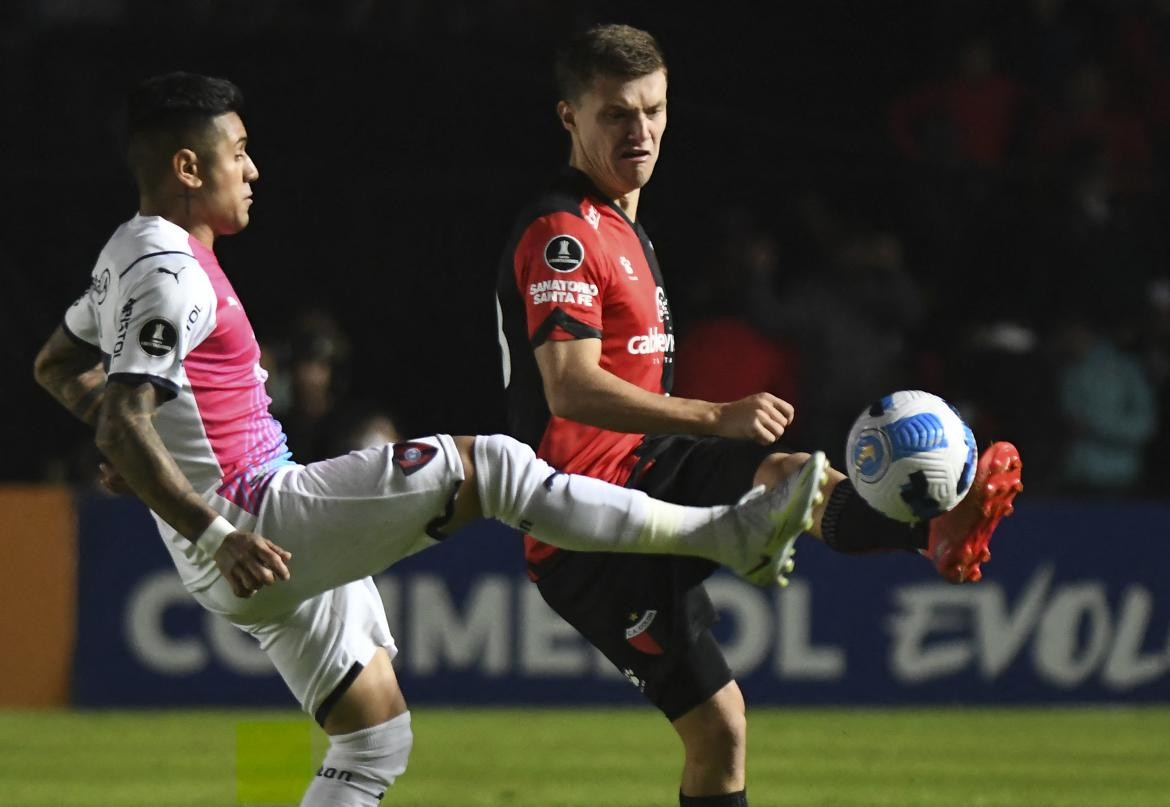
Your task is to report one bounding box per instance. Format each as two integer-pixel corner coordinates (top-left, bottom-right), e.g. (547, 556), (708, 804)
(392, 441), (438, 476)
(544, 234), (584, 273)
(624, 609), (664, 655)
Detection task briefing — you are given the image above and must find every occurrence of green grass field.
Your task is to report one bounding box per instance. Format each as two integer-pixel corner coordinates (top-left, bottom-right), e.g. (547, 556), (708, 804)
(1, 707), (1168, 806)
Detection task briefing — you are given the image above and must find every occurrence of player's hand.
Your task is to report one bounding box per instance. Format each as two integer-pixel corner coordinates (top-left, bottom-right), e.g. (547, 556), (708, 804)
(97, 462), (135, 496)
(713, 393), (796, 445)
(213, 532), (293, 598)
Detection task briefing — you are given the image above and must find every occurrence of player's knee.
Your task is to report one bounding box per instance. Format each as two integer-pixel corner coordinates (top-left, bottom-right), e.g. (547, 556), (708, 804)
(474, 433), (537, 467)
(470, 433), (543, 521)
(305, 712), (413, 806)
(684, 711), (745, 772)
(678, 685), (746, 761)
(445, 436), (486, 530)
(711, 695), (747, 751)
(452, 435), (478, 478)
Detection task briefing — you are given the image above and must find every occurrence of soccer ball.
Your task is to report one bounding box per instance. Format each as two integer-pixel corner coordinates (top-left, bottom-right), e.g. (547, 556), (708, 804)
(845, 390), (978, 523)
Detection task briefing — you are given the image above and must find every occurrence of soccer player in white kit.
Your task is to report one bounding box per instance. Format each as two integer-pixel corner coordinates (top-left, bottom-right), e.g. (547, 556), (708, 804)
(32, 72), (828, 806)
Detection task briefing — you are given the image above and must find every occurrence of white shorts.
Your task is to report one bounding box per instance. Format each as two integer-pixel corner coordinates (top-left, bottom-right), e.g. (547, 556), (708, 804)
(189, 434), (465, 717)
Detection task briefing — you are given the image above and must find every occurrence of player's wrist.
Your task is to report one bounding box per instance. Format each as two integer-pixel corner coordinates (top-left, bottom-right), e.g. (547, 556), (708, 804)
(195, 515), (236, 559)
(696, 399), (723, 433)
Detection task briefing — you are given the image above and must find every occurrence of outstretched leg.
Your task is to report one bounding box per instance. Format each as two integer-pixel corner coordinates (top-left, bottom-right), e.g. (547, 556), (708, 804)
(443, 434), (826, 586)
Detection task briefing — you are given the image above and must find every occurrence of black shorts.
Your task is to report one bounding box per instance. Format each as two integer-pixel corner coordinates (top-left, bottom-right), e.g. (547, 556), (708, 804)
(534, 434), (781, 720)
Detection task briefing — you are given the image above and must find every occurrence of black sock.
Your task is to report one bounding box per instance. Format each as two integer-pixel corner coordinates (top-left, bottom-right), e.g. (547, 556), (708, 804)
(679, 791), (748, 806)
(820, 479), (928, 553)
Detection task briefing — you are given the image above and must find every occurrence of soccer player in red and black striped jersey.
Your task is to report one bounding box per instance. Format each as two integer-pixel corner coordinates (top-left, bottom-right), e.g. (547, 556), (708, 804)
(497, 24), (1023, 807)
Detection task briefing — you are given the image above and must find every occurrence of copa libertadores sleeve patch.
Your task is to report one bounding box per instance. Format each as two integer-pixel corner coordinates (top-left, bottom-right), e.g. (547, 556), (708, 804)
(137, 318), (179, 357)
(543, 234), (585, 273)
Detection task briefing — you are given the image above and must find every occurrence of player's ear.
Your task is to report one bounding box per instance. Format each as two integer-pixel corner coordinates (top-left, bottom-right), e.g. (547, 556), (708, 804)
(556, 100), (575, 133)
(173, 148), (202, 190)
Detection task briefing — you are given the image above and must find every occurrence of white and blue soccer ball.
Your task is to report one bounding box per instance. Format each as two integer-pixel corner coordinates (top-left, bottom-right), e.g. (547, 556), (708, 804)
(845, 390), (978, 523)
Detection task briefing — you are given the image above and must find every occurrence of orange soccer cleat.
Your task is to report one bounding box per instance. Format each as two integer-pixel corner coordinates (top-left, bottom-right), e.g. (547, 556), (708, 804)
(925, 441), (1023, 583)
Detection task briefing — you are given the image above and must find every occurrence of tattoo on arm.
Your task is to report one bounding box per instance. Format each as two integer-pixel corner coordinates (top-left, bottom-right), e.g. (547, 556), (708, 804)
(69, 383), (104, 424)
(35, 327), (107, 426)
(98, 381), (219, 543)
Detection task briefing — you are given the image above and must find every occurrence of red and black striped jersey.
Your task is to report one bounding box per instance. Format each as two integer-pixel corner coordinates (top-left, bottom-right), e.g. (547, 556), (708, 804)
(496, 167), (675, 569)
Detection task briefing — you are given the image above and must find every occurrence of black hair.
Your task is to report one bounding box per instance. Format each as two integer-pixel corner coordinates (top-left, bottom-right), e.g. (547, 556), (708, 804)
(555, 23), (666, 103)
(126, 71), (244, 188)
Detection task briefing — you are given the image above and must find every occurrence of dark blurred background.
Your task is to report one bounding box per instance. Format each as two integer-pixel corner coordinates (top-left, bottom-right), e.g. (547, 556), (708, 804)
(3, 0), (1169, 500)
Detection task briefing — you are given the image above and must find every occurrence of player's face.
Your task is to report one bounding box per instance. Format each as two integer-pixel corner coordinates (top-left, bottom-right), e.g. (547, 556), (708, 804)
(563, 69), (667, 200)
(197, 112), (259, 236)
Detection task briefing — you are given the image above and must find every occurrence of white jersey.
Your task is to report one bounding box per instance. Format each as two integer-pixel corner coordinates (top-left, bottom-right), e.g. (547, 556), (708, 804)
(64, 214), (292, 589)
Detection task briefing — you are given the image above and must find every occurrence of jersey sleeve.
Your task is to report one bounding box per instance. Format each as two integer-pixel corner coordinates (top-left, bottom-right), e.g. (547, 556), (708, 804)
(513, 212), (609, 347)
(106, 262), (216, 401)
(62, 278), (101, 348)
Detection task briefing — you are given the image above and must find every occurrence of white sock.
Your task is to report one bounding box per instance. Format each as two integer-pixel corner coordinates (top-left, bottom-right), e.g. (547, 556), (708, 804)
(472, 434), (752, 568)
(299, 711), (412, 806)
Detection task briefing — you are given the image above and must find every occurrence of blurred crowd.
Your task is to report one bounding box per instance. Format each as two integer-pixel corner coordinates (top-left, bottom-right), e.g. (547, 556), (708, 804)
(670, 1), (1170, 499)
(6, 0), (1169, 500)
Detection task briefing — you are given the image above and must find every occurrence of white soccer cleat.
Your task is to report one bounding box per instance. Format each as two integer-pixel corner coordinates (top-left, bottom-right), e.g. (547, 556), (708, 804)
(734, 452), (828, 587)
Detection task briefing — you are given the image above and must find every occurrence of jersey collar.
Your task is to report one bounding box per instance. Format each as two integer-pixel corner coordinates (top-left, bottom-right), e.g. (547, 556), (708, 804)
(558, 165), (639, 229)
